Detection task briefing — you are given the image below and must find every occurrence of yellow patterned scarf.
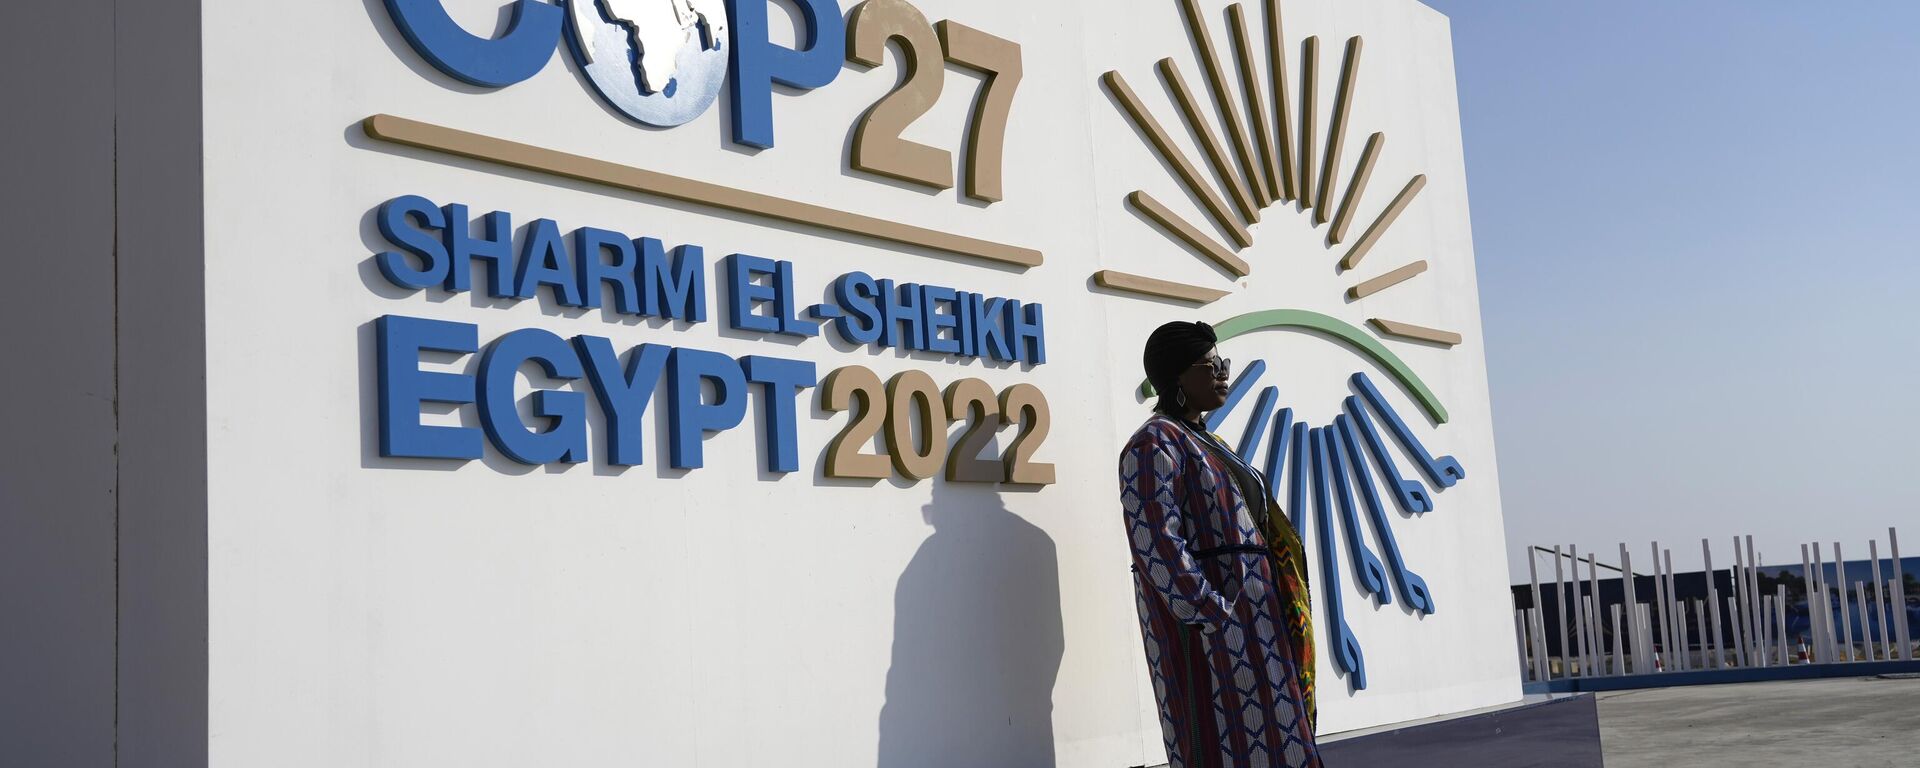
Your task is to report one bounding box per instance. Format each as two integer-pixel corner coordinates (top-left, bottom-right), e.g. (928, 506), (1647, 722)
(1263, 505), (1316, 732)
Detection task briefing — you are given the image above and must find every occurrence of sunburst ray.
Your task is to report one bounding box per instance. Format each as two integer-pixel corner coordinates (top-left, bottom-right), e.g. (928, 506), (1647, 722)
(1340, 173), (1425, 270)
(1178, 0), (1271, 204)
(1266, 0), (1299, 201)
(1129, 190), (1250, 276)
(1315, 36), (1363, 223)
(1329, 132), (1383, 244)
(1158, 59), (1261, 225)
(1227, 3), (1282, 201)
(1102, 70), (1255, 248)
(1368, 318), (1461, 347)
(1093, 269), (1230, 305)
(1346, 259), (1426, 300)
(1092, 2), (1451, 359)
(1298, 35), (1319, 211)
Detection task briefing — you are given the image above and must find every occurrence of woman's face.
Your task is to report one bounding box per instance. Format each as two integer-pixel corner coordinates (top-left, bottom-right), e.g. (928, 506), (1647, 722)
(1178, 346), (1232, 412)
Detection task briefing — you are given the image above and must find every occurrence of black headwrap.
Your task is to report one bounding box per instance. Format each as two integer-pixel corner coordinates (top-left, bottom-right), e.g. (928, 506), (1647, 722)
(1143, 320), (1217, 413)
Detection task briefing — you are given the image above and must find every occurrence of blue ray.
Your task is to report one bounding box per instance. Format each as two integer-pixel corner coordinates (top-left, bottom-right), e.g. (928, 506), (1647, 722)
(1335, 414), (1435, 614)
(1352, 372), (1465, 488)
(1204, 360), (1267, 431)
(1343, 395), (1432, 514)
(1326, 422), (1393, 605)
(1311, 427), (1366, 689)
(1262, 407), (1294, 510)
(1236, 386), (1280, 461)
(1284, 420), (1309, 538)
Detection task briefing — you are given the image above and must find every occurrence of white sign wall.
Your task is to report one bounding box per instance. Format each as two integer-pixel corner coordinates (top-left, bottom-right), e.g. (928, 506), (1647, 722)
(191, 0), (1521, 764)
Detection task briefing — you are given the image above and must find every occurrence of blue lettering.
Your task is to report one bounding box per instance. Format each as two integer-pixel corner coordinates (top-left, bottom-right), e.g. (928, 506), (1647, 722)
(724, 0), (846, 148)
(477, 328), (589, 464)
(743, 355), (817, 473)
(775, 260), (820, 336)
(879, 279), (925, 351)
(667, 347), (749, 469)
(574, 335), (673, 466)
(978, 296), (1013, 361)
(726, 253), (783, 333)
(574, 227), (642, 314)
(1011, 301), (1046, 365)
(514, 218), (585, 306)
(833, 271), (883, 344)
(956, 292), (980, 357)
(375, 195), (450, 290)
(444, 204), (516, 298)
(376, 315), (482, 460)
(382, 0), (563, 87)
(640, 237), (708, 322)
(921, 285), (961, 355)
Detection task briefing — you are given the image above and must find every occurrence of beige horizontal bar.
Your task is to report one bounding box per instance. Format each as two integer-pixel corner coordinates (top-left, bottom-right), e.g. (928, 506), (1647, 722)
(1369, 318), (1461, 346)
(1093, 270), (1230, 304)
(1346, 259), (1426, 300)
(1128, 190), (1250, 277)
(360, 114), (1041, 268)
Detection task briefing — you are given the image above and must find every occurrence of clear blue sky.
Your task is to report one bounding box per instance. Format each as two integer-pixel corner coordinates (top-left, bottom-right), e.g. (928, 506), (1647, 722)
(1419, 1), (1920, 580)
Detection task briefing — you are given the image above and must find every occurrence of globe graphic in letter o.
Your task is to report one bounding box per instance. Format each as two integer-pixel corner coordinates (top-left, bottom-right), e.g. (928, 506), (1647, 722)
(563, 0), (730, 127)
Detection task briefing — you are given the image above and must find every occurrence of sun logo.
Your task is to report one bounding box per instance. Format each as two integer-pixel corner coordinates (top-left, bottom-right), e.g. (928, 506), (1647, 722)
(1102, 0), (1472, 692)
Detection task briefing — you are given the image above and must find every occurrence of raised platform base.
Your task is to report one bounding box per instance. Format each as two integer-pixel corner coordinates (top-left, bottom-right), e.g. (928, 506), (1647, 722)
(1315, 693), (1602, 767)
(1526, 658), (1920, 694)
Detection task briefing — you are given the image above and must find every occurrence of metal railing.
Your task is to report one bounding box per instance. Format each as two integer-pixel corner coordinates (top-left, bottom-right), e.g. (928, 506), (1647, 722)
(1512, 526), (1913, 682)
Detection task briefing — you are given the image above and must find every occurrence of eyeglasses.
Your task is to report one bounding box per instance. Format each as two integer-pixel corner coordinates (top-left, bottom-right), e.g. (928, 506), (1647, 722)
(1190, 357), (1230, 377)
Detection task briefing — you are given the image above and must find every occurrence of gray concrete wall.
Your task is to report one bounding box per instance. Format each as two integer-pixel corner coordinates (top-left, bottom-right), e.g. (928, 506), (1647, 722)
(0, 1), (121, 765)
(0, 1), (208, 765)
(114, 0), (209, 765)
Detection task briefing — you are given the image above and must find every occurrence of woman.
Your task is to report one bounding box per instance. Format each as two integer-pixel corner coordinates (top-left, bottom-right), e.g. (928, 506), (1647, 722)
(1119, 321), (1322, 768)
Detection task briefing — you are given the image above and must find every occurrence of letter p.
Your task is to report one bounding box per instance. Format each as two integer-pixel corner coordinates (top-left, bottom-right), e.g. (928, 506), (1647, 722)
(724, 0), (846, 149)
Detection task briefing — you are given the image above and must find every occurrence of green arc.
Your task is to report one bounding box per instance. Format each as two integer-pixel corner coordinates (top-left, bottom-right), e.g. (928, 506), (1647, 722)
(1138, 309), (1451, 424)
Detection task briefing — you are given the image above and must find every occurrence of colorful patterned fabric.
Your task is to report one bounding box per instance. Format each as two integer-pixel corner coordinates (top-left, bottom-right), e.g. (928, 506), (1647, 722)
(1263, 514), (1316, 733)
(1120, 414), (1323, 768)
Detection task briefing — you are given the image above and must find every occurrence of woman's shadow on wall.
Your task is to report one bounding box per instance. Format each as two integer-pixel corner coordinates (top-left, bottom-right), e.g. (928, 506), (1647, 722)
(876, 483), (1064, 767)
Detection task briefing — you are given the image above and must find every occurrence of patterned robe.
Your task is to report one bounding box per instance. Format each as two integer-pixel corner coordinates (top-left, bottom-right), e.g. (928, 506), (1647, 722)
(1120, 414), (1322, 768)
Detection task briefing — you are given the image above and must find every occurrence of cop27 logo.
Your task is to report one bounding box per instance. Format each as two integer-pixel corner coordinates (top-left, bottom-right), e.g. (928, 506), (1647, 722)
(1095, 0), (1481, 692)
(383, 0), (1021, 200)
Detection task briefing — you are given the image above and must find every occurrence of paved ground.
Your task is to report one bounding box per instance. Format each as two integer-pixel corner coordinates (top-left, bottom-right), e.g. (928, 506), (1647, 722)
(1596, 676), (1920, 768)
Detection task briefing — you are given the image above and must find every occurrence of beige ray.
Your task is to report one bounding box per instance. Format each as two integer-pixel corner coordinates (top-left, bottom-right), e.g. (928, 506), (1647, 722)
(1339, 174), (1425, 270)
(1265, 0), (1298, 201)
(1102, 70), (1254, 248)
(1315, 36), (1363, 224)
(1346, 260), (1427, 300)
(1298, 35), (1319, 211)
(1094, 270), (1230, 305)
(1159, 59), (1261, 225)
(1329, 132), (1383, 245)
(1226, 4), (1281, 203)
(1128, 190), (1251, 277)
(1178, 0), (1272, 205)
(1369, 318), (1461, 347)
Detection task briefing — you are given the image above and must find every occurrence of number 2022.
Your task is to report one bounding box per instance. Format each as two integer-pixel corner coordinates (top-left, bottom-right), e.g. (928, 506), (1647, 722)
(845, 0), (1022, 203)
(821, 367), (1055, 485)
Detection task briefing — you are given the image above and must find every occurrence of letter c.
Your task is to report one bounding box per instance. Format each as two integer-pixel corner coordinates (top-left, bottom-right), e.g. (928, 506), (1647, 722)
(384, 0), (564, 87)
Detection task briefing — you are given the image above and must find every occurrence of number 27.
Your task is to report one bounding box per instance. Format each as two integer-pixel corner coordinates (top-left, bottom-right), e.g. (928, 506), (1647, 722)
(846, 0), (1022, 203)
